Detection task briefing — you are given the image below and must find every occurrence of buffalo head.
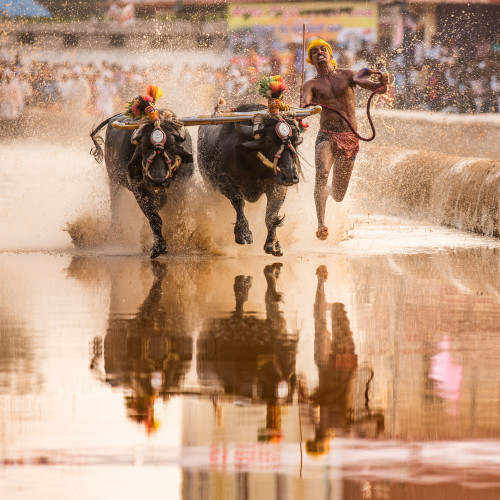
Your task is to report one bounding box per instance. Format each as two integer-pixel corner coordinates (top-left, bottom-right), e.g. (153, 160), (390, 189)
(235, 115), (302, 187)
(131, 120), (193, 189)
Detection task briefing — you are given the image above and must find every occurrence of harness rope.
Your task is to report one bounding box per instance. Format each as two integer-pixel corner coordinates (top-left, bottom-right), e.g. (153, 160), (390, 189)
(253, 114), (300, 174)
(139, 121), (183, 183)
(143, 151), (182, 181)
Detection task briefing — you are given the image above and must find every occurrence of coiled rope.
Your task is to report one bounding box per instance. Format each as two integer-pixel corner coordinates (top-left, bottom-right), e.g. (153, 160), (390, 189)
(303, 84), (387, 142)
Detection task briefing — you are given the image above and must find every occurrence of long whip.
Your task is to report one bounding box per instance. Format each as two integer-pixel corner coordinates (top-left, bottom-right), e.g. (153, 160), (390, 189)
(300, 23), (305, 105)
(303, 80), (387, 142)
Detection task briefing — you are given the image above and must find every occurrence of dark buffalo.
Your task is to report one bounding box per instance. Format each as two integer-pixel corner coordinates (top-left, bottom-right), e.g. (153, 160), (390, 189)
(90, 111), (194, 258)
(198, 104), (302, 256)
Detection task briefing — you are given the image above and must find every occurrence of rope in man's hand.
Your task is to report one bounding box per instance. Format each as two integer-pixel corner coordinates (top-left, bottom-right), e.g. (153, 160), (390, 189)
(302, 82), (387, 142)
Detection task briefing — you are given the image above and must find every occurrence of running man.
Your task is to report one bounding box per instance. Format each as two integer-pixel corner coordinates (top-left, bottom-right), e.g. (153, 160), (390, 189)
(300, 39), (388, 240)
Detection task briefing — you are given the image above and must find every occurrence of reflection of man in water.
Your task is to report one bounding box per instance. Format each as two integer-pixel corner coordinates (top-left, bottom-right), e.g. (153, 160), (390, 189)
(305, 265), (358, 457)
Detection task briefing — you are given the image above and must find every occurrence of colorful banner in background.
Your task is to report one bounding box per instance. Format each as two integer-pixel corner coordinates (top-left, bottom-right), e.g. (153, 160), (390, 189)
(228, 2), (378, 44)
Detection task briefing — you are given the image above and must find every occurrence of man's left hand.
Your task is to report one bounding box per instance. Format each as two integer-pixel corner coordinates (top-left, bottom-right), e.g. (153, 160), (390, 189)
(379, 72), (389, 86)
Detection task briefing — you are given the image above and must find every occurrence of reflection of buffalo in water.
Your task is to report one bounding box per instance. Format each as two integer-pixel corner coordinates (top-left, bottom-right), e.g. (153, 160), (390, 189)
(197, 263), (298, 441)
(91, 260), (193, 433)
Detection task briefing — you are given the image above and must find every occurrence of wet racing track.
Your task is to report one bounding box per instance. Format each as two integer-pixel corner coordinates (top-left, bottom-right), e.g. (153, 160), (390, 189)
(1, 109), (500, 499)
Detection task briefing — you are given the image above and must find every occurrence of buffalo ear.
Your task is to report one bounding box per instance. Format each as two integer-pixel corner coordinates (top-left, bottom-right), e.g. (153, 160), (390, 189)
(174, 143), (193, 163)
(170, 128), (186, 142)
(235, 139), (266, 151)
(295, 137), (304, 146)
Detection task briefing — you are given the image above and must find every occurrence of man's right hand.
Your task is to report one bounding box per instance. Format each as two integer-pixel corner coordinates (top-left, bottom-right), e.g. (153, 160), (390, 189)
(379, 72), (389, 86)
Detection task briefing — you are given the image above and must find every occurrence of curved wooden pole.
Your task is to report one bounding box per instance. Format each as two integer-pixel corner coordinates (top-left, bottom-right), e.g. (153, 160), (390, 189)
(300, 23), (306, 105)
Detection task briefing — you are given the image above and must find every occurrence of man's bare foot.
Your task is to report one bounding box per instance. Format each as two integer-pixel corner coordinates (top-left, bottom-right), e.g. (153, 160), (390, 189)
(316, 226), (328, 240)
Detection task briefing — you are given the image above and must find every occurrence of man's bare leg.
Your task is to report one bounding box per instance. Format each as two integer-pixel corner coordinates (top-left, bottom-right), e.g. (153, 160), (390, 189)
(314, 142), (333, 240)
(331, 155), (355, 202)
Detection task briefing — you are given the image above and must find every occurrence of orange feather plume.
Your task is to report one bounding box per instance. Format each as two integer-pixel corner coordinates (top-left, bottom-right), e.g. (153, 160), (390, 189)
(145, 84), (164, 104)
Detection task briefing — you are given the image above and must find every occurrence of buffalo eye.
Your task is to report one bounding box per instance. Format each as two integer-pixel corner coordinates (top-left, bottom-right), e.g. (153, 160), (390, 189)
(165, 135), (175, 148)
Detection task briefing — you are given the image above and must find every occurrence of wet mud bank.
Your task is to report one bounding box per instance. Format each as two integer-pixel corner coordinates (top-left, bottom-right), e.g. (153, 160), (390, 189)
(350, 111), (500, 237)
(352, 147), (500, 237)
(360, 109), (500, 159)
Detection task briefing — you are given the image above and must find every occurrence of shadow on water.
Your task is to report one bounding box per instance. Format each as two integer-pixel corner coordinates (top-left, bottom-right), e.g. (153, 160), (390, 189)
(89, 259), (193, 434)
(68, 251), (500, 445)
(298, 266), (384, 461)
(72, 257), (211, 436)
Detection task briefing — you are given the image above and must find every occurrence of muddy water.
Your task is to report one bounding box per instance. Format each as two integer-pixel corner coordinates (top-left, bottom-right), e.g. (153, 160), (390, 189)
(2, 109), (500, 499)
(2, 248), (500, 499)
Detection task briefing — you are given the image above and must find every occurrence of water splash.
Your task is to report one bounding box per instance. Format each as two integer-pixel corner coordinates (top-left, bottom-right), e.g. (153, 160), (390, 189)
(352, 147), (500, 238)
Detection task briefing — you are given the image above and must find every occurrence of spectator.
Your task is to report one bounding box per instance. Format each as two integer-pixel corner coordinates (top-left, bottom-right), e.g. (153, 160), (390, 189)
(95, 73), (117, 116)
(0, 74), (24, 119)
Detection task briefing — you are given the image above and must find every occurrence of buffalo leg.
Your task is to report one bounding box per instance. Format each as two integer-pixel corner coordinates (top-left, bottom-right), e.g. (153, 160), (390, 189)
(107, 181), (124, 240)
(132, 189), (167, 259)
(229, 196), (253, 245)
(264, 263), (282, 307)
(264, 187), (286, 256)
(233, 275), (253, 316)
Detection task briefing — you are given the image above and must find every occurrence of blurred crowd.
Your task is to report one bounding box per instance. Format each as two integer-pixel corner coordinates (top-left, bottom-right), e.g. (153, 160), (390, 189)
(390, 35), (500, 113)
(0, 34), (498, 121)
(224, 35), (500, 114)
(0, 56), (157, 120)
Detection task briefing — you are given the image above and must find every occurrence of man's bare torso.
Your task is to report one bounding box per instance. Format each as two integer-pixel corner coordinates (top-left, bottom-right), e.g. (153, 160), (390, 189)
(305, 69), (357, 132)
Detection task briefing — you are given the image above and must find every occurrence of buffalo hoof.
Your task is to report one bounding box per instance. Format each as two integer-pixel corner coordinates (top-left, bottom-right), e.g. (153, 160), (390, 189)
(264, 241), (282, 257)
(150, 241), (167, 259)
(264, 263), (282, 277)
(235, 226), (253, 245)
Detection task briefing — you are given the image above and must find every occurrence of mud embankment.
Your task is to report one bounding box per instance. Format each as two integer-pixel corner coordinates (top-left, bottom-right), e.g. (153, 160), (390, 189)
(352, 111), (500, 236)
(360, 109), (500, 160)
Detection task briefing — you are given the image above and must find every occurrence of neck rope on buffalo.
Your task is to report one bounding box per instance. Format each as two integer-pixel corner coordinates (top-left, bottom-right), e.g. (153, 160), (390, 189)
(303, 82), (387, 142)
(132, 112), (182, 183)
(252, 112), (300, 175)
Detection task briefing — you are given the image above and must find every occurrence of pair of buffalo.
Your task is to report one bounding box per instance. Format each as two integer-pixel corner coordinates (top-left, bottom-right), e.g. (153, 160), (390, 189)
(90, 103), (304, 258)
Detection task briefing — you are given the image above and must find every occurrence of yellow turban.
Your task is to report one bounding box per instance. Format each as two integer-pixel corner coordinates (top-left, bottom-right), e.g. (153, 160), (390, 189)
(306, 39), (337, 68)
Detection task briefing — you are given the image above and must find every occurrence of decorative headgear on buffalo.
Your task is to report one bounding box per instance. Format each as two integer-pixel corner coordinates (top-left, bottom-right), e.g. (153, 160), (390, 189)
(257, 74), (309, 133)
(258, 75), (289, 114)
(306, 39), (337, 69)
(125, 84), (164, 123)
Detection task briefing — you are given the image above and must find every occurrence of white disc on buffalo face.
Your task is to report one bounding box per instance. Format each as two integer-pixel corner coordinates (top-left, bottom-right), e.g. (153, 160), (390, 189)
(277, 122), (291, 138)
(152, 129), (165, 143)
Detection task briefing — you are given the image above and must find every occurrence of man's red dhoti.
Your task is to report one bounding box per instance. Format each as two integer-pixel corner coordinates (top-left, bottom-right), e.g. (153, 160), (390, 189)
(317, 128), (360, 160)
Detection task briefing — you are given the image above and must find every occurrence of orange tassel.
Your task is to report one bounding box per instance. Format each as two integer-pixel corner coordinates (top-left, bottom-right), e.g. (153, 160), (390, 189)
(145, 84), (164, 104)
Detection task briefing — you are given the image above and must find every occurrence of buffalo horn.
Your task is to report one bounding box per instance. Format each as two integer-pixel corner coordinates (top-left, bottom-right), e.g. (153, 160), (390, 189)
(234, 122), (255, 140)
(235, 139), (266, 151)
(112, 121), (140, 130)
